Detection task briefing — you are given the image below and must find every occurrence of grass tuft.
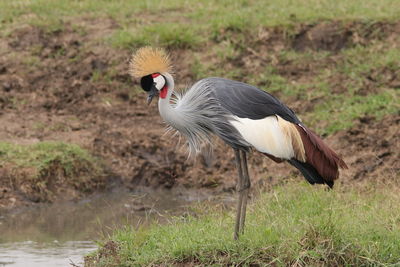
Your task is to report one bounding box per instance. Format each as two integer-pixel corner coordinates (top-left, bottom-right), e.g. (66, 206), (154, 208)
(0, 142), (106, 202)
(108, 24), (200, 49)
(0, 141), (98, 175)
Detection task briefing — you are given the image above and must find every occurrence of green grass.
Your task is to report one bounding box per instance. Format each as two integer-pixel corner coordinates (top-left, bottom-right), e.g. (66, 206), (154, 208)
(300, 45), (400, 134)
(0, 142), (105, 201)
(2, 0), (400, 42)
(309, 90), (398, 134)
(0, 141), (99, 176)
(2, 0), (400, 27)
(87, 182), (400, 266)
(108, 23), (200, 49)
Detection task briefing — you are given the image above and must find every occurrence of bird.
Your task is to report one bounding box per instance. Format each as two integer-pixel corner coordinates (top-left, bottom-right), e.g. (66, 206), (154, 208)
(129, 47), (348, 240)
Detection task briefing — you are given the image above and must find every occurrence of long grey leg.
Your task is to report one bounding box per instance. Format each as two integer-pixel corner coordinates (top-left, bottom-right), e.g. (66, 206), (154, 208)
(233, 148), (244, 240)
(239, 150), (251, 235)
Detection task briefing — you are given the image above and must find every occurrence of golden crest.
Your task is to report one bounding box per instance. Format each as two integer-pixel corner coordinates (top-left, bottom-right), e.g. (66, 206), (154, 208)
(129, 47), (173, 78)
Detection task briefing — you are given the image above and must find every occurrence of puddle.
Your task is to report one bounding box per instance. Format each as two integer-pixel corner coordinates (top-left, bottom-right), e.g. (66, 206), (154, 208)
(0, 241), (95, 267)
(0, 187), (226, 267)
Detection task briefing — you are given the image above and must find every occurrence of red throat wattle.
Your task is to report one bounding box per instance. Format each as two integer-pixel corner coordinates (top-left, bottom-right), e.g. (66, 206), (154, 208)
(160, 86), (168, 98)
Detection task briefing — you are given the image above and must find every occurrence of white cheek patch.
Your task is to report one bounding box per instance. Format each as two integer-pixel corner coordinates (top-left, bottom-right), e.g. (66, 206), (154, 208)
(153, 75), (166, 90)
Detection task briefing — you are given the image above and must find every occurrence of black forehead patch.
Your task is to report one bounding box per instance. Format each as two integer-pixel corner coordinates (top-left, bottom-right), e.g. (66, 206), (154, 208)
(140, 75), (153, 92)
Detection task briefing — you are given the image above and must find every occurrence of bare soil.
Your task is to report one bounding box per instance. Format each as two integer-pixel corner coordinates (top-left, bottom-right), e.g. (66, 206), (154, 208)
(0, 20), (399, 210)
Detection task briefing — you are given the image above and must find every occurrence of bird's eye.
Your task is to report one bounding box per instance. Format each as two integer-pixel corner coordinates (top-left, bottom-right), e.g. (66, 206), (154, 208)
(140, 74), (153, 92)
(152, 74), (166, 91)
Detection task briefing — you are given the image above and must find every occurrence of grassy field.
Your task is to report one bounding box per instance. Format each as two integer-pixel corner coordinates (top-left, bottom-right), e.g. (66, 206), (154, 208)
(86, 182), (400, 266)
(1, 0), (399, 266)
(1, 0), (400, 29)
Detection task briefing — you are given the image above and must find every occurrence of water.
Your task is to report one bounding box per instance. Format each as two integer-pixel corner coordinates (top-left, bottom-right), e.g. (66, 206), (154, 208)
(0, 188), (222, 267)
(0, 241), (95, 267)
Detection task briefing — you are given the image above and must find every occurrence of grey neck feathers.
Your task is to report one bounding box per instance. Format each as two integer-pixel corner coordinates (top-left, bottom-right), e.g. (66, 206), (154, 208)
(157, 75), (248, 156)
(157, 73), (213, 156)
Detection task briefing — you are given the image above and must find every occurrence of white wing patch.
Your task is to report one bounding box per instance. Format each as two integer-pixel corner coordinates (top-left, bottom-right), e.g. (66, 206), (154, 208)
(229, 115), (295, 159)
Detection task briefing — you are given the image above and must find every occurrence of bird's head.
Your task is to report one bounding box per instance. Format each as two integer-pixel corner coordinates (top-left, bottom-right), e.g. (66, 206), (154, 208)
(129, 47), (173, 105)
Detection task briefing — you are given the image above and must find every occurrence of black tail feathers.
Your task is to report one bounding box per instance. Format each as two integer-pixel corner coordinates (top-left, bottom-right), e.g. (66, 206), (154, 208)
(288, 159), (334, 188)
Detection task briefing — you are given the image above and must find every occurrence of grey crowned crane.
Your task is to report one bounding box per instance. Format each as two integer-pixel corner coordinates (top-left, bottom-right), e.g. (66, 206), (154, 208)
(129, 47), (347, 240)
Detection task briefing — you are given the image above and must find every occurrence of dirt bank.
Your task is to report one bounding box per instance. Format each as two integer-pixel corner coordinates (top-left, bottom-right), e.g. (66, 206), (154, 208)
(0, 19), (399, 210)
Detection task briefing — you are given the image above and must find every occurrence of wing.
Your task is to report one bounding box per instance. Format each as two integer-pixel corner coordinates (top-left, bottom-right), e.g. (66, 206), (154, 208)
(204, 77), (301, 124)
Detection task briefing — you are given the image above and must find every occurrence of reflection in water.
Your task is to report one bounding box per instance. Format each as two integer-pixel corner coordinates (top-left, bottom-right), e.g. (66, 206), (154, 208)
(0, 187), (223, 267)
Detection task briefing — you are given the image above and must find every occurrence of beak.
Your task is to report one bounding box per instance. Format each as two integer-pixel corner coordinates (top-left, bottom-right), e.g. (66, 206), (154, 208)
(147, 83), (159, 105)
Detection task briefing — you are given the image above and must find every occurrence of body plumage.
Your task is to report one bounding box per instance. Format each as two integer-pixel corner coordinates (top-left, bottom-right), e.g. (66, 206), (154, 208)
(162, 76), (346, 186)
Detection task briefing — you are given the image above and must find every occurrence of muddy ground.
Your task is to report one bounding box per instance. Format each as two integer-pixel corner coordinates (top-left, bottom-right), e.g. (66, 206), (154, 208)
(0, 20), (399, 210)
